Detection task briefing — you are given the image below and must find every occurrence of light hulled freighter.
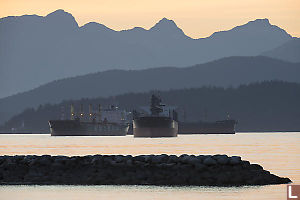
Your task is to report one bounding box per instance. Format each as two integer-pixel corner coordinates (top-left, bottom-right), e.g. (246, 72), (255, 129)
(49, 104), (129, 136)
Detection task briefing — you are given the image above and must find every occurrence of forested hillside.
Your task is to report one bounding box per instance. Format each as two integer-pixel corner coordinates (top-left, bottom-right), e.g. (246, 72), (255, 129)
(1, 81), (299, 132)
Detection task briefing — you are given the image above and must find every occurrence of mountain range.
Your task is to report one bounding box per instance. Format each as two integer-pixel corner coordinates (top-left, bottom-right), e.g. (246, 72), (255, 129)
(0, 56), (299, 125)
(261, 38), (300, 63)
(1, 9), (298, 98)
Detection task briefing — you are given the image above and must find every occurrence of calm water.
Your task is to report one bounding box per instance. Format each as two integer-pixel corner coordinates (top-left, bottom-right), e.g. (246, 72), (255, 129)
(0, 132), (299, 200)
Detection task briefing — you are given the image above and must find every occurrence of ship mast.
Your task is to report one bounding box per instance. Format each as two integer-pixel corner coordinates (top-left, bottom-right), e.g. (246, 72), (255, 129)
(98, 104), (102, 122)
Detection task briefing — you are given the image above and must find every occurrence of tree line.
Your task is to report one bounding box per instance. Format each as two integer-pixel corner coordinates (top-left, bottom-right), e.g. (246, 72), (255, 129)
(1, 80), (299, 132)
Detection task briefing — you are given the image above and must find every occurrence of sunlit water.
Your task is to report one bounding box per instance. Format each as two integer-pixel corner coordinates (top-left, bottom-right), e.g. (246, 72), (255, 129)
(0, 132), (299, 200)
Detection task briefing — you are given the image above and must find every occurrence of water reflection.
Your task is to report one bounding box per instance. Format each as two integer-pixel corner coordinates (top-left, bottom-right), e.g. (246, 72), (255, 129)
(0, 184), (285, 200)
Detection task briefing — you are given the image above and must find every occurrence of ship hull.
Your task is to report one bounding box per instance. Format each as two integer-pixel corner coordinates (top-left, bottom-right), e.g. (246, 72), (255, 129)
(49, 120), (129, 136)
(133, 116), (178, 137)
(178, 120), (236, 134)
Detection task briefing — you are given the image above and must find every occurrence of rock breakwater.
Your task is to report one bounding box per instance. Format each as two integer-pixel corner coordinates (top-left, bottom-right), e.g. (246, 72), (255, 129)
(0, 154), (291, 186)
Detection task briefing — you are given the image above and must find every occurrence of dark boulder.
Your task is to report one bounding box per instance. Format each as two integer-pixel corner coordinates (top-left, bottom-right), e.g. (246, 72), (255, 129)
(229, 156), (242, 165)
(203, 157), (217, 166)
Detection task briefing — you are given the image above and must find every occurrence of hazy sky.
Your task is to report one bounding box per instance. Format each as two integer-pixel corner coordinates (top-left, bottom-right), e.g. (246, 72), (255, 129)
(1, 0), (299, 38)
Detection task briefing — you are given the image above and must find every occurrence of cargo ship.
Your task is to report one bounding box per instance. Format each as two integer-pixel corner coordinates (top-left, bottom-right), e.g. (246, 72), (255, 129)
(49, 104), (129, 136)
(133, 95), (178, 137)
(178, 119), (237, 134)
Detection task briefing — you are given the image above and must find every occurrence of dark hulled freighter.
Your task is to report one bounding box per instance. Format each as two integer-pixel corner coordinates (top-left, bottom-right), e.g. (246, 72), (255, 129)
(133, 95), (178, 137)
(49, 104), (129, 136)
(178, 119), (237, 134)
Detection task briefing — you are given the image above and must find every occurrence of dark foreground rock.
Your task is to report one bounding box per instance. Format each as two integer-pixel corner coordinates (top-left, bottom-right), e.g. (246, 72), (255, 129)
(0, 154), (291, 186)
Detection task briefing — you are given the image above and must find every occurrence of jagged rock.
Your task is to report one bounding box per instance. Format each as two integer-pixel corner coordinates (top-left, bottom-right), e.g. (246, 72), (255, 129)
(250, 164), (264, 170)
(91, 156), (102, 165)
(230, 156), (242, 165)
(168, 155), (179, 163)
(214, 155), (229, 165)
(203, 157), (217, 166)
(141, 155), (152, 162)
(195, 163), (206, 171)
(126, 159), (133, 166)
(195, 155), (205, 163)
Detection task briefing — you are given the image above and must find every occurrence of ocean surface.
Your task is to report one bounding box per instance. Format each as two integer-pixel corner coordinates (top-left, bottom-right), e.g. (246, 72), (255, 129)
(0, 132), (299, 200)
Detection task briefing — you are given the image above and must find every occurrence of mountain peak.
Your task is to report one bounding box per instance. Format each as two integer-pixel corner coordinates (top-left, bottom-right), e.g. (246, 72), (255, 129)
(236, 18), (291, 38)
(209, 18), (290, 37)
(45, 9), (78, 29)
(247, 18), (271, 26)
(80, 22), (115, 33)
(159, 17), (174, 23)
(151, 17), (178, 30)
(150, 17), (187, 38)
(46, 9), (70, 17)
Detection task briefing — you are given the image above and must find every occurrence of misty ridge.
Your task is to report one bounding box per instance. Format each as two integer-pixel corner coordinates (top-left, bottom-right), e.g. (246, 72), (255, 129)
(1, 81), (299, 133)
(0, 56), (299, 126)
(1, 9), (299, 98)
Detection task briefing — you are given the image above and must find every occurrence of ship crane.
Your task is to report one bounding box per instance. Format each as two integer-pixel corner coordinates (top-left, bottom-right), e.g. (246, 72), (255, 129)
(80, 104), (84, 119)
(70, 104), (75, 120)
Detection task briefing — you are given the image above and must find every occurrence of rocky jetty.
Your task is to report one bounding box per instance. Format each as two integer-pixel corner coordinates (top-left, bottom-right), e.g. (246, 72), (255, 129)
(0, 154), (291, 186)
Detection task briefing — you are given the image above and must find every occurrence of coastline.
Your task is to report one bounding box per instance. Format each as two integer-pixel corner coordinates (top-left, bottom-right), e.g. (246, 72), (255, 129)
(0, 131), (299, 135)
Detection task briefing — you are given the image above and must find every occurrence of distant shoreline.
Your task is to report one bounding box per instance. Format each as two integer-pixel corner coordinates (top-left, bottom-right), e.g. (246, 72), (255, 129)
(0, 132), (48, 134)
(0, 131), (299, 135)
